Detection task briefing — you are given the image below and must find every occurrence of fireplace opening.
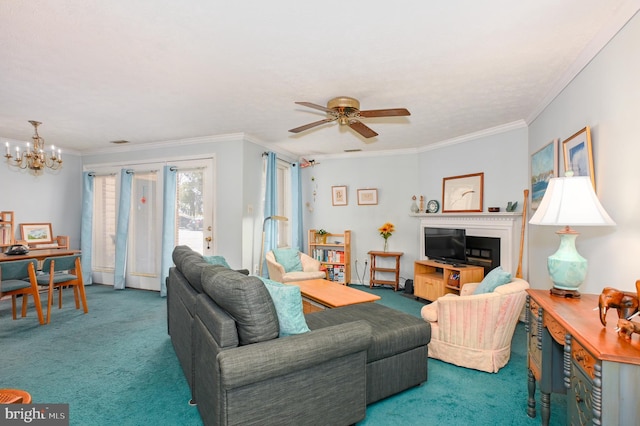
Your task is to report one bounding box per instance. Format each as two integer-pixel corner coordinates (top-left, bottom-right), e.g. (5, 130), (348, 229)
(465, 236), (500, 276)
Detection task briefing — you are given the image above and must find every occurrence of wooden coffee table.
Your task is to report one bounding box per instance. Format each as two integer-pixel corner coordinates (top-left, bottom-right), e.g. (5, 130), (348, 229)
(291, 279), (381, 313)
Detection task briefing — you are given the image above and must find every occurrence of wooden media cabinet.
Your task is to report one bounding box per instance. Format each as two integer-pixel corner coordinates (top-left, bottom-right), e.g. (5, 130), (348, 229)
(413, 259), (484, 301)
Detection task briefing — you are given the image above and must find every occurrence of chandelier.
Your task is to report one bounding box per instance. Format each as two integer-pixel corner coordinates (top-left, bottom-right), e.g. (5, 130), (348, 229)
(4, 120), (62, 174)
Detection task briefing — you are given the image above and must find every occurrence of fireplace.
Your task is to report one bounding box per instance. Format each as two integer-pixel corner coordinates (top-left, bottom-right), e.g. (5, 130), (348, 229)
(419, 213), (523, 276)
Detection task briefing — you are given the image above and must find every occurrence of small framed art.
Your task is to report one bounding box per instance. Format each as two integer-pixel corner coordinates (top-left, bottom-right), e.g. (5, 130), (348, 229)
(357, 188), (378, 205)
(442, 172), (484, 213)
(563, 126), (595, 188)
(332, 185), (348, 206)
(531, 139), (559, 210)
(20, 223), (53, 244)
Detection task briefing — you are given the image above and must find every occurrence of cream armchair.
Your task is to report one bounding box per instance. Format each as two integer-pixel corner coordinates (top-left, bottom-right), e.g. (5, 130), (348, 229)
(421, 278), (529, 373)
(265, 250), (326, 283)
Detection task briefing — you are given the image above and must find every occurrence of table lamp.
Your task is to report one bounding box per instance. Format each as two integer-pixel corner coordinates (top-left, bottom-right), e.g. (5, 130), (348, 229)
(529, 173), (615, 298)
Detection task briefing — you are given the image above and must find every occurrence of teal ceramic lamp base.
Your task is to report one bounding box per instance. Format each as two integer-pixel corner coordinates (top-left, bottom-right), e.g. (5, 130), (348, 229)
(547, 227), (586, 298)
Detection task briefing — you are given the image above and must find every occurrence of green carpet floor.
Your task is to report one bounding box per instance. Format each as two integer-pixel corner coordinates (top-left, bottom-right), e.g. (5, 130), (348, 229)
(1, 284), (566, 425)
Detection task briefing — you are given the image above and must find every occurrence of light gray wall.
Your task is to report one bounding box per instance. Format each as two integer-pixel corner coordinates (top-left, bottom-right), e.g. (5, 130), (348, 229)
(528, 12), (640, 294)
(302, 126), (528, 286)
(0, 153), (83, 248)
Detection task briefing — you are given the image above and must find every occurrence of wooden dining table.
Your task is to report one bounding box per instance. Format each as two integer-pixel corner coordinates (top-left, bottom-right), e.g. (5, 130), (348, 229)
(0, 249), (81, 263)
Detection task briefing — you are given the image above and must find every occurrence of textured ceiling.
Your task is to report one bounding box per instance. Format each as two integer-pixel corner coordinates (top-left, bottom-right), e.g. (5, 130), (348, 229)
(1, 1), (638, 158)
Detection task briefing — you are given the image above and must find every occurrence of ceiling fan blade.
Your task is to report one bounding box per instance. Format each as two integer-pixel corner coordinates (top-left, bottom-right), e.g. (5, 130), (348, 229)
(294, 101), (334, 113)
(359, 108), (411, 118)
(288, 118), (336, 134)
(348, 120), (378, 138)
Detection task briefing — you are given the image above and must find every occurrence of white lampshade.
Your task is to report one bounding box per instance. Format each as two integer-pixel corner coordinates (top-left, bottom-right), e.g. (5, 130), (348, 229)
(529, 176), (615, 227)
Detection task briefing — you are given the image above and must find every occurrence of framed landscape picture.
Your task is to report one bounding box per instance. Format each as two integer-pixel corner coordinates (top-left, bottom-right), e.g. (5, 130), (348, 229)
(530, 139), (558, 210)
(442, 172), (484, 213)
(357, 188), (378, 205)
(20, 223), (53, 244)
(563, 126), (595, 188)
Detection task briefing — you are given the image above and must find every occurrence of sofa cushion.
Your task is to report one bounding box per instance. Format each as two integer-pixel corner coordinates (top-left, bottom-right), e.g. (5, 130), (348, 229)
(172, 245), (202, 269)
(258, 277), (310, 337)
(306, 303), (430, 362)
(201, 267), (279, 345)
(273, 248), (303, 272)
(473, 266), (512, 295)
(203, 255), (231, 268)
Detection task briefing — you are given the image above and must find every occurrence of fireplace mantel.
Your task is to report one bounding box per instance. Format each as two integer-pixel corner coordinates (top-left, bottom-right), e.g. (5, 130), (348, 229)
(414, 212), (523, 275)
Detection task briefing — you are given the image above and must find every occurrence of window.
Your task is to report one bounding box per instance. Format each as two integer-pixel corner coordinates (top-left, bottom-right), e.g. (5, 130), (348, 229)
(92, 174), (116, 271)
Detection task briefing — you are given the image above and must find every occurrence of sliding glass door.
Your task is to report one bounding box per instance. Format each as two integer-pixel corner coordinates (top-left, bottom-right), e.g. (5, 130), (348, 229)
(89, 157), (214, 290)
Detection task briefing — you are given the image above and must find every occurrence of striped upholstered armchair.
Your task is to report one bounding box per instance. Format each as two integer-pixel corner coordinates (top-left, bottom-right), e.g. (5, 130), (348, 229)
(420, 277), (529, 373)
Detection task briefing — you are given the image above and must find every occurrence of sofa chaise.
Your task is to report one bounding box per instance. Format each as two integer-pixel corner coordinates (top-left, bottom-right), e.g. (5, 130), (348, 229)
(167, 245), (431, 425)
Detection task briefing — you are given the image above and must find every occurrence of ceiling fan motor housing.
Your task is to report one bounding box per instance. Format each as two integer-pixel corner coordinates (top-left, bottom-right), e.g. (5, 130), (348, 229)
(328, 96), (360, 125)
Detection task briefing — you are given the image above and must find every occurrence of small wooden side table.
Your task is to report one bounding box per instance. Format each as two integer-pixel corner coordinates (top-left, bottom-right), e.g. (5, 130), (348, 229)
(368, 251), (403, 291)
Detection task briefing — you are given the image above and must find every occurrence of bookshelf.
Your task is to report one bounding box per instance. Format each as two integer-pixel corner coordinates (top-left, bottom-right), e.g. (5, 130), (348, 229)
(0, 211), (15, 249)
(308, 229), (351, 285)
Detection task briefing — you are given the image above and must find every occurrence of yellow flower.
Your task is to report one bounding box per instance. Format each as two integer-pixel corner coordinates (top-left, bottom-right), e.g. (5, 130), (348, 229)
(378, 222), (395, 240)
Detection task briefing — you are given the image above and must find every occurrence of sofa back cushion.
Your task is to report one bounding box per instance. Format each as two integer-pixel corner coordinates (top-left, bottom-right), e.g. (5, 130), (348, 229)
(173, 245), (201, 268)
(201, 267), (279, 345)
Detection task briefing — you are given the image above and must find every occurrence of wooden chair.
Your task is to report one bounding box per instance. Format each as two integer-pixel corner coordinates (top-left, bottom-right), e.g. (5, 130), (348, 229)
(0, 259), (45, 325)
(0, 389), (32, 404)
(36, 255), (88, 324)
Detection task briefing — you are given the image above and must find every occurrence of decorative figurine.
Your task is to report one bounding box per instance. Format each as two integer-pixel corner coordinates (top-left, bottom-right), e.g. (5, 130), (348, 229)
(506, 201), (518, 212)
(599, 286), (639, 326)
(410, 196), (419, 213)
(419, 195), (425, 212)
(616, 318), (640, 341)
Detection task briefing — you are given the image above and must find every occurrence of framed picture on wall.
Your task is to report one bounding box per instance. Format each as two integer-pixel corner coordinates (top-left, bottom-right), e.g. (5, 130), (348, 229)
(357, 188), (378, 205)
(442, 172), (484, 213)
(562, 126), (595, 188)
(331, 185), (348, 206)
(530, 139), (559, 210)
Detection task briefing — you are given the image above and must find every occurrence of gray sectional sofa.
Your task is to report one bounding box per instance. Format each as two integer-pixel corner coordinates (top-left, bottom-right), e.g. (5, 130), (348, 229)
(167, 245), (431, 425)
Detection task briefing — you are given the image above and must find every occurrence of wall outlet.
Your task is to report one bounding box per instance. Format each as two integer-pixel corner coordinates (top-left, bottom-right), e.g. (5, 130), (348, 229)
(253, 264), (259, 274)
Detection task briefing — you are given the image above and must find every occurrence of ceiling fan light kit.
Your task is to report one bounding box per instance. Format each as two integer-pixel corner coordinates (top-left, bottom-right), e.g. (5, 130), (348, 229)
(289, 96), (410, 140)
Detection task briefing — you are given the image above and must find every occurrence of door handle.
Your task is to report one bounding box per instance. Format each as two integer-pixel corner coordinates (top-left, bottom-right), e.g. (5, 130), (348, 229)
(205, 236), (212, 249)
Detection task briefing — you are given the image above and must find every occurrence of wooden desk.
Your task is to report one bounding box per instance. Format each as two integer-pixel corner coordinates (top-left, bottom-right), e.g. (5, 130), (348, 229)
(292, 279), (380, 313)
(526, 290), (640, 425)
(0, 249), (80, 263)
(368, 251), (403, 291)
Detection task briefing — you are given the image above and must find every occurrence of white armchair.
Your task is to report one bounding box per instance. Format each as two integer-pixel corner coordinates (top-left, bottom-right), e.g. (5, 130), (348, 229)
(265, 250), (326, 283)
(421, 278), (529, 373)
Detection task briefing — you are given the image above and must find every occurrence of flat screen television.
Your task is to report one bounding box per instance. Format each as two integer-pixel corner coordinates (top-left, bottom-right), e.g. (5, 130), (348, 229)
(424, 227), (467, 265)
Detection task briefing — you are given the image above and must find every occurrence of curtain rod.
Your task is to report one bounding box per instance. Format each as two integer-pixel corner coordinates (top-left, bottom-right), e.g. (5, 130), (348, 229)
(262, 151), (295, 166)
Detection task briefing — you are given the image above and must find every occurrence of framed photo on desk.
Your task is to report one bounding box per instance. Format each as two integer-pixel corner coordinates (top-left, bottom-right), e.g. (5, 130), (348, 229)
(20, 223), (53, 244)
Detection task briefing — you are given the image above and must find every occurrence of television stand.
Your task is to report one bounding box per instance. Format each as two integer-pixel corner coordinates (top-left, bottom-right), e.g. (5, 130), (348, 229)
(413, 260), (484, 302)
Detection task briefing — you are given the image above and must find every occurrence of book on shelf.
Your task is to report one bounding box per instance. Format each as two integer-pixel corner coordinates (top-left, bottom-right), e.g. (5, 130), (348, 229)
(312, 249), (345, 263)
(324, 264), (346, 282)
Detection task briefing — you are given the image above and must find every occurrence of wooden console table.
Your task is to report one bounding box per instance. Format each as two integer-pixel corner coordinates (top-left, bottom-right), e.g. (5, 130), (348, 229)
(526, 290), (640, 425)
(368, 251), (403, 291)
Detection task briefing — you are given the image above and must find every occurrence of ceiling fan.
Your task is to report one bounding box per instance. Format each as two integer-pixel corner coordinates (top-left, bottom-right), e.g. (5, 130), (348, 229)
(289, 96), (410, 140)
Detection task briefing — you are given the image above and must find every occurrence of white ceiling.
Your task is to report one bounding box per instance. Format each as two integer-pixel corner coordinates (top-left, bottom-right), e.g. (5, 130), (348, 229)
(1, 1), (638, 158)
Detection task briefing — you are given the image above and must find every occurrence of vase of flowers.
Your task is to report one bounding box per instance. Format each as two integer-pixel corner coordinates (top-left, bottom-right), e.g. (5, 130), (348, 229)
(316, 229), (328, 244)
(378, 222), (395, 252)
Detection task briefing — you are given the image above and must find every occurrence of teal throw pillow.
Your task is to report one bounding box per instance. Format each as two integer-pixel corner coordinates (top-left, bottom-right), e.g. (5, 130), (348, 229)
(259, 277), (310, 337)
(272, 248), (303, 273)
(473, 266), (512, 295)
(202, 255), (231, 269)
